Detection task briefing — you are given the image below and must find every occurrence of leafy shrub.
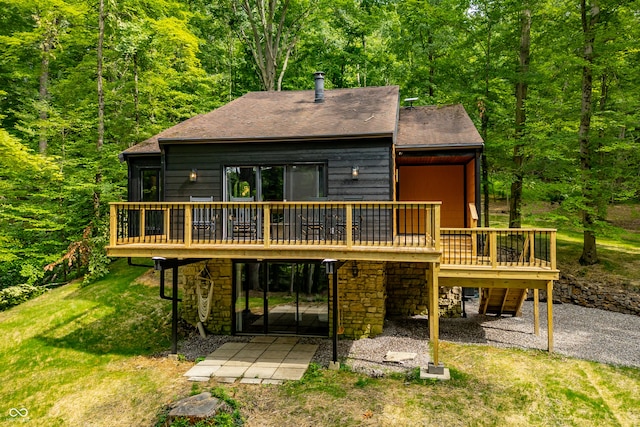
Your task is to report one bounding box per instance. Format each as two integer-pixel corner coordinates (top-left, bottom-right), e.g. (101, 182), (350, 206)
(0, 284), (45, 311)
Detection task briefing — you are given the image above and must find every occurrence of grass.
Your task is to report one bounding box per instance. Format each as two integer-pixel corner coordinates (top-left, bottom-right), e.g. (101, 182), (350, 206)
(3, 262), (639, 427)
(0, 259), (192, 426)
(233, 346), (640, 426)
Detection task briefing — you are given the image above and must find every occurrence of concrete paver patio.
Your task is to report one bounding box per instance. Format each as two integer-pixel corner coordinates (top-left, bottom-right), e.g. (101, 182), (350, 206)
(183, 336), (317, 384)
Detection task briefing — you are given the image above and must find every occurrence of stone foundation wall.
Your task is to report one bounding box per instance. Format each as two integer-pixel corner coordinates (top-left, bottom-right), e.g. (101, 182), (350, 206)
(331, 261), (386, 339)
(386, 262), (429, 316)
(177, 258), (466, 340)
(531, 274), (640, 316)
(180, 259), (233, 334)
(386, 262), (462, 318)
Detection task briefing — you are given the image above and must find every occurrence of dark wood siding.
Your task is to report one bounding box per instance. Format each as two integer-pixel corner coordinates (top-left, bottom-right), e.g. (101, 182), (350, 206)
(127, 155), (162, 202)
(162, 139), (393, 202)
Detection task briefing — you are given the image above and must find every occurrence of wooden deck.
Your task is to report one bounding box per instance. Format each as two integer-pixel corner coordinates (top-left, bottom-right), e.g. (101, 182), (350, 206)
(107, 201), (558, 281)
(107, 201), (560, 363)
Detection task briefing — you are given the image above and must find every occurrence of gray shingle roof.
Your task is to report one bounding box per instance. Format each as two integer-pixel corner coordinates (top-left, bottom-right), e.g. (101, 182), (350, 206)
(122, 86), (400, 156)
(396, 104), (484, 149)
(121, 88), (483, 158)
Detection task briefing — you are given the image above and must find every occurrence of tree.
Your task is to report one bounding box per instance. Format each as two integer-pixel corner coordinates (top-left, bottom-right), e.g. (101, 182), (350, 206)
(508, 2), (531, 228)
(232, 0), (314, 91)
(578, 0), (600, 265)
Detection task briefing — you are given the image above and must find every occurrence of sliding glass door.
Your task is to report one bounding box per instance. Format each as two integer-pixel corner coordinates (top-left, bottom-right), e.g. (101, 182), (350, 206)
(224, 164), (325, 202)
(233, 262), (329, 336)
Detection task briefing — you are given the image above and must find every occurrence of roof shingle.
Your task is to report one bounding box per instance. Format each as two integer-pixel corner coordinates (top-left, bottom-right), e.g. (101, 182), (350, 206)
(122, 86), (399, 156)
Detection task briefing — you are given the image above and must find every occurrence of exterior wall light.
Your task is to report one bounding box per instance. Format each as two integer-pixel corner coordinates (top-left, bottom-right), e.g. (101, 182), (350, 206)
(351, 165), (359, 180)
(189, 168), (198, 182)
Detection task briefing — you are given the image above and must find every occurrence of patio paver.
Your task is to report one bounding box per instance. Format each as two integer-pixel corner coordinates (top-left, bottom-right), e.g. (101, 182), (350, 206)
(184, 337), (318, 384)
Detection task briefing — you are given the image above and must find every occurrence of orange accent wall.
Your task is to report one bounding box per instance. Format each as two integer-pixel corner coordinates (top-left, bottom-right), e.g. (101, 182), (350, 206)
(465, 159), (476, 227)
(398, 165), (465, 228)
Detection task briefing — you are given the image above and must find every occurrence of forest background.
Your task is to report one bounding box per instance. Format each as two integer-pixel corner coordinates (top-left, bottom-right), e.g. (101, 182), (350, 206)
(0, 0), (638, 295)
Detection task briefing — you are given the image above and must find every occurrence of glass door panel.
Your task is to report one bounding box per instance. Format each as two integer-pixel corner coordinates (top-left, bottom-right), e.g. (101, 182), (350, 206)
(296, 263), (329, 335)
(285, 164), (325, 201)
(233, 262), (329, 336)
(234, 263), (264, 334)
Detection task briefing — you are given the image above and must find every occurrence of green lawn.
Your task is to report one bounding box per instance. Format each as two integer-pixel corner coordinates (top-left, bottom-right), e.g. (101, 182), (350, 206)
(0, 259), (191, 426)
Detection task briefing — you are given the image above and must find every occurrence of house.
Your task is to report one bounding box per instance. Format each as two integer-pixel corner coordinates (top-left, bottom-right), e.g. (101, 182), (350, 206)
(109, 73), (559, 371)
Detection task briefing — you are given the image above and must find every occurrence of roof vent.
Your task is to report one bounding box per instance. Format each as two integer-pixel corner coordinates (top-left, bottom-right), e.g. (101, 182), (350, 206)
(314, 71), (325, 103)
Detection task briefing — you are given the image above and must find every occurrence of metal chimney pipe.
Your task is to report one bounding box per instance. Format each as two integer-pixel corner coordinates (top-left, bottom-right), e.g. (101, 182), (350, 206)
(314, 71), (325, 103)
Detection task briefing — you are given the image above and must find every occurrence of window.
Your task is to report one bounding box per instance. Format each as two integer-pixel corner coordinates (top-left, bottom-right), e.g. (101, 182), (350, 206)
(141, 168), (161, 202)
(224, 164), (326, 202)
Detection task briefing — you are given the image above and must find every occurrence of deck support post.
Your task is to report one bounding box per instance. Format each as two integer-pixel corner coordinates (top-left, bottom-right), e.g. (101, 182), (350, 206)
(171, 266), (179, 354)
(533, 288), (540, 336)
(323, 259), (339, 368)
(547, 280), (554, 353)
(427, 262), (442, 371)
(153, 257), (206, 356)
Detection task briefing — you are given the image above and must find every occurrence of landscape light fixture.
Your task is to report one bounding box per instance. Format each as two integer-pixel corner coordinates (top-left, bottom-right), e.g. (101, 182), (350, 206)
(189, 168), (198, 182)
(351, 165), (359, 180)
(323, 259), (337, 274)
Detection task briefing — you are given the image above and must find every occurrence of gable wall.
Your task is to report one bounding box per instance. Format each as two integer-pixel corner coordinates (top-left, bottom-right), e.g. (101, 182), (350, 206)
(161, 139), (393, 201)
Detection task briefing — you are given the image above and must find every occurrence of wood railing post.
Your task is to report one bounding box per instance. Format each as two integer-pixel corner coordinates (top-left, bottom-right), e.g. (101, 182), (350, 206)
(163, 207), (171, 242)
(184, 206), (192, 247)
(346, 204), (353, 248)
(471, 228), (477, 257)
(109, 204), (117, 246)
(489, 230), (497, 268)
(140, 208), (146, 241)
(529, 231), (535, 266)
(550, 231), (557, 270)
(433, 204), (441, 251)
(264, 204), (271, 247)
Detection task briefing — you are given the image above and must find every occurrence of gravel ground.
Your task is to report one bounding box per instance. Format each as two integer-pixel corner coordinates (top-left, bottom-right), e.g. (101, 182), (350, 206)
(177, 300), (640, 376)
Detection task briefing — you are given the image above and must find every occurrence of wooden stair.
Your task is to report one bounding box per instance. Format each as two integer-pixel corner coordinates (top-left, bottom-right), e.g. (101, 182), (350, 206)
(479, 287), (528, 316)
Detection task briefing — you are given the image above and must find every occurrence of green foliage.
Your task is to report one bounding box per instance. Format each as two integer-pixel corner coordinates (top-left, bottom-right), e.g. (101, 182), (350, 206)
(0, 283), (45, 311)
(0, 0), (639, 287)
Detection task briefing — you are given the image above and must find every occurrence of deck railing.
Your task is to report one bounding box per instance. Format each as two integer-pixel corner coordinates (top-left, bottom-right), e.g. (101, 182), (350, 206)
(109, 201), (441, 251)
(441, 227), (557, 269)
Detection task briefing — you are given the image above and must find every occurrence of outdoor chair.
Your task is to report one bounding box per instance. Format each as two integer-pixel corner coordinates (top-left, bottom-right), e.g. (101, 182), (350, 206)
(190, 196), (217, 239)
(229, 196), (258, 240)
(299, 211), (326, 241)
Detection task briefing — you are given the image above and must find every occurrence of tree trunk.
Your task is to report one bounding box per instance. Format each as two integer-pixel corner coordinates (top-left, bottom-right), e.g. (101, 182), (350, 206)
(509, 6), (531, 229)
(478, 100), (490, 227)
(39, 42), (49, 154)
(97, 0), (105, 151)
(578, 0), (600, 265)
(38, 15), (58, 154)
(94, 0), (105, 220)
(481, 19), (493, 228)
(133, 52), (140, 138)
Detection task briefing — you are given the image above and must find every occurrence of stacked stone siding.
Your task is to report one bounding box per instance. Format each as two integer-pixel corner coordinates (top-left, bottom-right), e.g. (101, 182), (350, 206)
(386, 262), (462, 318)
(331, 261), (387, 339)
(180, 259), (233, 334)
(386, 262), (429, 316)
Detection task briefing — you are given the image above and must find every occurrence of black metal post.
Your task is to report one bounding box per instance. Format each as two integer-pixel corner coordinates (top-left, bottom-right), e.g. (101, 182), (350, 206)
(332, 266), (338, 363)
(171, 266), (179, 354)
